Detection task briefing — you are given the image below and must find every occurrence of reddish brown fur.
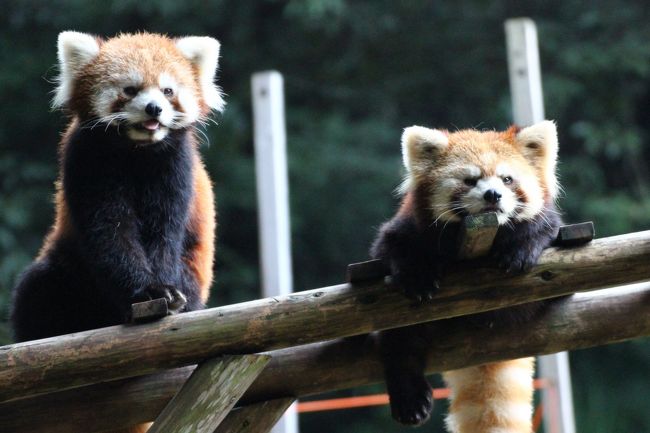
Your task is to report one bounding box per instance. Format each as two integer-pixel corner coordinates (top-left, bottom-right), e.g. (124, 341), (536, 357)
(68, 33), (210, 119)
(39, 34), (218, 433)
(445, 359), (535, 433)
(402, 126), (552, 222)
(185, 150), (216, 303)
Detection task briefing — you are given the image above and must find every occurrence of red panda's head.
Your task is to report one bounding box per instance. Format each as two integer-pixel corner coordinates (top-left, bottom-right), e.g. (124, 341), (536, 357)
(53, 31), (224, 143)
(400, 121), (559, 225)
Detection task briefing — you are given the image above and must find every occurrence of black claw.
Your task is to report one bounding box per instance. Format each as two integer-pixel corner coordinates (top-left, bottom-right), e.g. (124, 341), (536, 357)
(388, 376), (433, 426)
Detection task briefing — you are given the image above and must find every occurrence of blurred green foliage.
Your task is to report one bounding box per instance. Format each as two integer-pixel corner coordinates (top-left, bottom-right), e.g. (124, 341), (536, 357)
(0, 1), (648, 432)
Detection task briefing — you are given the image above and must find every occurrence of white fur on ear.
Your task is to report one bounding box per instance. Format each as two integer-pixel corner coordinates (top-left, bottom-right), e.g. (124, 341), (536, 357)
(401, 125), (449, 170)
(398, 126), (448, 193)
(176, 36), (225, 112)
(516, 120), (560, 198)
(53, 31), (100, 108)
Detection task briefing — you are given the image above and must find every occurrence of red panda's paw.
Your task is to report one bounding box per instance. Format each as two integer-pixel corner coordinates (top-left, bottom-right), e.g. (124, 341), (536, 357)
(392, 271), (440, 304)
(135, 284), (188, 313)
(387, 374), (433, 426)
(494, 248), (542, 274)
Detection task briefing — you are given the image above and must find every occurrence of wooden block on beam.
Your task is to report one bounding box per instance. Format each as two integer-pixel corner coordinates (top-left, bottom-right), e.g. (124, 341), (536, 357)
(346, 259), (390, 283)
(556, 222), (594, 247)
(456, 212), (499, 259)
(214, 398), (295, 433)
(148, 355), (270, 433)
(347, 213), (500, 282)
(131, 298), (169, 323)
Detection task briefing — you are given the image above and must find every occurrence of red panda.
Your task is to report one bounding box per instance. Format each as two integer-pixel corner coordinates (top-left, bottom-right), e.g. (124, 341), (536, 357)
(10, 30), (223, 433)
(371, 122), (562, 431)
(9, 31), (221, 367)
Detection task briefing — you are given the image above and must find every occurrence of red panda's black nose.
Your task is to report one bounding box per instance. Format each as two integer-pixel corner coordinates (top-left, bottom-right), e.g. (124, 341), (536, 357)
(483, 189), (502, 204)
(145, 102), (163, 118)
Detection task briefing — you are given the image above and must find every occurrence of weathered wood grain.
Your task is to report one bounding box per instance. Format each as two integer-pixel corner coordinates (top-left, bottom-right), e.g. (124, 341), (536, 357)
(1, 284), (647, 433)
(131, 298), (169, 323)
(456, 212), (499, 258)
(213, 398), (295, 433)
(1, 230), (649, 404)
(147, 355), (269, 433)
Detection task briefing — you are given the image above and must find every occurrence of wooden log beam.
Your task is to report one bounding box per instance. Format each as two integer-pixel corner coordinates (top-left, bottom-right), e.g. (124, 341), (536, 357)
(1, 230), (649, 404)
(147, 355), (269, 433)
(214, 398), (295, 433)
(1, 283), (648, 433)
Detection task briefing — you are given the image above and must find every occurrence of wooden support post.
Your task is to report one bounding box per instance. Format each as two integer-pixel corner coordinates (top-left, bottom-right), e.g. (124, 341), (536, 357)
(214, 398), (295, 433)
(251, 70), (297, 433)
(505, 17), (576, 433)
(148, 355), (270, 433)
(505, 17), (545, 126)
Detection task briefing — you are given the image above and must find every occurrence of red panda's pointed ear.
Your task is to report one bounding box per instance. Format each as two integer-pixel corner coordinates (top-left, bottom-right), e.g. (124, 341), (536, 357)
(53, 31), (101, 108)
(176, 36), (225, 112)
(401, 126), (449, 171)
(515, 120), (560, 198)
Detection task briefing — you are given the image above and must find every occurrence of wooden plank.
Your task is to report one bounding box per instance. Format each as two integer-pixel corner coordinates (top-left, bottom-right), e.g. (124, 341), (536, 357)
(1, 230), (649, 404)
(214, 398), (295, 433)
(557, 222), (595, 247)
(456, 212), (499, 259)
(148, 355), (270, 433)
(347, 213), (499, 283)
(131, 298), (169, 323)
(346, 259), (389, 283)
(2, 283), (648, 433)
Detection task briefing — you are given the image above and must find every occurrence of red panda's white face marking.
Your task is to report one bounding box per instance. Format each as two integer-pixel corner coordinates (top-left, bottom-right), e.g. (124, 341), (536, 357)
(401, 121), (559, 225)
(53, 31), (224, 144)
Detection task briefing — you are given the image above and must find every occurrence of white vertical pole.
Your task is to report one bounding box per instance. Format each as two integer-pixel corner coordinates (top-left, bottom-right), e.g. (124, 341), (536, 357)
(251, 70), (298, 433)
(505, 18), (576, 433)
(505, 18), (545, 126)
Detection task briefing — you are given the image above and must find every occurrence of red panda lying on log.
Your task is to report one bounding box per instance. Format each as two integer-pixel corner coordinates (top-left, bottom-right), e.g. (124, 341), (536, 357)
(371, 122), (562, 432)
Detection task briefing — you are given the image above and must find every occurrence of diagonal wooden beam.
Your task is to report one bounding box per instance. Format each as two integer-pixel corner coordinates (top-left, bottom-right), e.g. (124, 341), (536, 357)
(148, 355), (270, 433)
(214, 398), (295, 433)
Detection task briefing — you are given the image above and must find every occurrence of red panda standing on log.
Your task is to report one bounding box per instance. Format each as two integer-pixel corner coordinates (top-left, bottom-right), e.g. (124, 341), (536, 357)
(371, 122), (562, 431)
(10, 31), (222, 343)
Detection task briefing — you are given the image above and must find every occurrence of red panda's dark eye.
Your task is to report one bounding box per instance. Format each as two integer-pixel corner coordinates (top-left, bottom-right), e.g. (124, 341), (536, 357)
(123, 86), (138, 97)
(163, 88), (174, 97)
(464, 178), (478, 187)
(502, 176), (513, 185)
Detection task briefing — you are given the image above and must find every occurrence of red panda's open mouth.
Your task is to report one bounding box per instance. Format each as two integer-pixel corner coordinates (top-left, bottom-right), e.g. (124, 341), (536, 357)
(134, 120), (162, 132)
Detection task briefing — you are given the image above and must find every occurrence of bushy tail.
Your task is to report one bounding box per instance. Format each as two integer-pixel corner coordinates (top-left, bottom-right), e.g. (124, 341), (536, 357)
(443, 358), (535, 433)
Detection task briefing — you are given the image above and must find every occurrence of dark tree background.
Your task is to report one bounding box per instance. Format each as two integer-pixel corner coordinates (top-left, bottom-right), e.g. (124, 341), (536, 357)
(0, 1), (648, 432)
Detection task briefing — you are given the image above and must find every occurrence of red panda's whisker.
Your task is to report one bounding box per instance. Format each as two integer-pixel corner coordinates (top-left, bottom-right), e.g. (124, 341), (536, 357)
(431, 205), (466, 227)
(193, 126), (211, 147)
